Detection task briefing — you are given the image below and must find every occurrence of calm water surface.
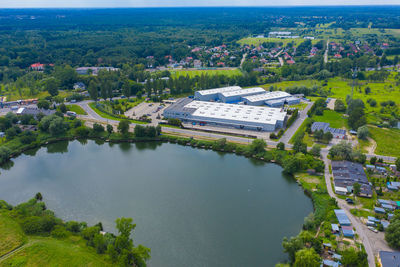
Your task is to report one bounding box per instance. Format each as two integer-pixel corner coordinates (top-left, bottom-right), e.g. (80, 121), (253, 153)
(0, 140), (312, 267)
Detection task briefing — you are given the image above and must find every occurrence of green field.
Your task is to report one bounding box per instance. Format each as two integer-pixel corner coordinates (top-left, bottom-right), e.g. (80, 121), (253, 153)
(262, 75), (400, 124)
(0, 211), (26, 257)
(0, 210), (112, 266)
(88, 102), (148, 124)
(313, 110), (348, 129)
(66, 104), (87, 115)
(0, 88), (73, 102)
(369, 126), (400, 158)
(237, 37), (315, 47)
(170, 68), (242, 78)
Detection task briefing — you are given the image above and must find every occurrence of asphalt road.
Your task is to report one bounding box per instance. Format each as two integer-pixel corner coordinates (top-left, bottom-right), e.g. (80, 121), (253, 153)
(322, 150), (376, 267)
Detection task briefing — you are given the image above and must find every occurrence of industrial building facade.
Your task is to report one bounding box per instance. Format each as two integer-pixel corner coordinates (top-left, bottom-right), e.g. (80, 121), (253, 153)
(194, 86), (300, 107)
(163, 98), (287, 131)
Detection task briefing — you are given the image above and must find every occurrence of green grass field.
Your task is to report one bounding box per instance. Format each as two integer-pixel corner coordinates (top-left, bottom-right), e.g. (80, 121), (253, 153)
(0, 210), (113, 266)
(313, 110), (348, 129)
(0, 88), (73, 102)
(170, 68), (242, 78)
(369, 126), (400, 158)
(262, 75), (400, 124)
(88, 102), (148, 124)
(66, 104), (87, 115)
(237, 37), (316, 47)
(0, 211), (27, 257)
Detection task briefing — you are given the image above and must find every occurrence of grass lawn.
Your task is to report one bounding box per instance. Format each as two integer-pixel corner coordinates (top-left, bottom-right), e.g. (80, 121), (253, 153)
(0, 211), (113, 266)
(0, 89), (73, 102)
(88, 102), (148, 124)
(358, 138), (371, 154)
(170, 68), (242, 78)
(66, 105), (87, 115)
(289, 102), (308, 110)
(237, 37), (318, 47)
(313, 110), (348, 129)
(369, 126), (400, 158)
(350, 208), (373, 219)
(0, 211), (26, 257)
(262, 75), (400, 124)
(2, 236), (113, 266)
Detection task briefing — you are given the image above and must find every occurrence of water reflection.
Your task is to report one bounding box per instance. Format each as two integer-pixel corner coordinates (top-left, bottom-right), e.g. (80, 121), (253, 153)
(46, 141), (69, 154)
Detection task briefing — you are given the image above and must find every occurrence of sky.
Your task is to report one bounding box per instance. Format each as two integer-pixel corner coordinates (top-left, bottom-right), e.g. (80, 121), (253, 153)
(1, 0), (399, 8)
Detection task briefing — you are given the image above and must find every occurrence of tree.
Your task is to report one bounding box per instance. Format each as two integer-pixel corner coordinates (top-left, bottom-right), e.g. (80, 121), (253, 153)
(322, 131), (333, 143)
(370, 156), (377, 165)
(282, 236), (304, 263)
(347, 99), (366, 130)
(385, 214), (400, 249)
(37, 100), (50, 110)
(35, 192), (43, 201)
(341, 248), (368, 267)
(310, 145), (321, 157)
(58, 103), (67, 114)
(107, 124), (113, 134)
(88, 80), (98, 102)
(118, 120), (130, 135)
(395, 157), (400, 171)
(334, 99), (346, 112)
(122, 80), (131, 99)
(364, 86), (371, 94)
(93, 123), (104, 133)
(353, 182), (361, 196)
(313, 129), (324, 141)
(248, 139), (266, 154)
(44, 78), (59, 97)
(329, 141), (353, 160)
(293, 248), (321, 267)
(357, 125), (369, 140)
(116, 217), (136, 237)
(277, 142), (285, 150)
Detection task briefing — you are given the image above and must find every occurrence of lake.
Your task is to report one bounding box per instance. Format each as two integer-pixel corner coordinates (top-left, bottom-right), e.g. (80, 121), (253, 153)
(0, 140), (313, 266)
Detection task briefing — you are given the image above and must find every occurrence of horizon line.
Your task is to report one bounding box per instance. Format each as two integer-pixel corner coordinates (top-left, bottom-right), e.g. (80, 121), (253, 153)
(1, 5), (400, 9)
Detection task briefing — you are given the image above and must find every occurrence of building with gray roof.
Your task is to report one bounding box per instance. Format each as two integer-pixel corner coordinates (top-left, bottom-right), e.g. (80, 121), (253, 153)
(163, 98), (287, 132)
(332, 161), (372, 197)
(311, 122), (346, 139)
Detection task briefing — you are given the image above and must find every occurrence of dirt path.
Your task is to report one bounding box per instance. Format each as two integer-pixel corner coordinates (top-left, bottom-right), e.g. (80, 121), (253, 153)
(365, 137), (377, 155)
(0, 241), (36, 263)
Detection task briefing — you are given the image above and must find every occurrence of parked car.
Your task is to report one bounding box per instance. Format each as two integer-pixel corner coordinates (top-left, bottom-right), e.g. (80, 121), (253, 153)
(367, 226), (378, 233)
(346, 198), (354, 204)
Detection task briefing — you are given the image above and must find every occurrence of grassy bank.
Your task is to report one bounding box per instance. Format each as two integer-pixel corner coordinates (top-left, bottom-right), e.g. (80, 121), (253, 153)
(88, 102), (148, 124)
(66, 104), (87, 115)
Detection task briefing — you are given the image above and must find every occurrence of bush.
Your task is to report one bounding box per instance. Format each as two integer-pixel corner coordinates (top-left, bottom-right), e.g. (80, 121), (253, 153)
(93, 123), (105, 133)
(66, 221), (82, 233)
(74, 126), (90, 137)
(21, 216), (43, 234)
(51, 225), (68, 238)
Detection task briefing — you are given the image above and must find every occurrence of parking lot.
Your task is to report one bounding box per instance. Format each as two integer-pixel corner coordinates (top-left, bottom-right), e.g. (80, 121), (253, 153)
(125, 102), (167, 124)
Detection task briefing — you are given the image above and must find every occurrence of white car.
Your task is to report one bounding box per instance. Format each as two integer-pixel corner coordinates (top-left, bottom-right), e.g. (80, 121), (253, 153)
(367, 226), (378, 233)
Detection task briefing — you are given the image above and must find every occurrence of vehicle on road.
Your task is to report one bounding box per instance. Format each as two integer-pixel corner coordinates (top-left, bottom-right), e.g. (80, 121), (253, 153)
(367, 226), (378, 233)
(66, 111), (77, 117)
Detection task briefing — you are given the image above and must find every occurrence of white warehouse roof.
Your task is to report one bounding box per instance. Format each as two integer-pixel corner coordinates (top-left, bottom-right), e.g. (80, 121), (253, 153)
(243, 91), (291, 102)
(219, 87), (265, 97)
(184, 100), (286, 125)
(195, 86), (242, 96)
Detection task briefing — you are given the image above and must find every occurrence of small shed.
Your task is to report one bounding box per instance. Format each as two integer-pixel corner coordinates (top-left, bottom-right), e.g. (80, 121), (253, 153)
(342, 226), (355, 238)
(368, 216), (380, 223)
(382, 204), (395, 211)
(375, 207), (386, 214)
(323, 259), (339, 267)
(334, 209), (351, 226)
(381, 221), (390, 230)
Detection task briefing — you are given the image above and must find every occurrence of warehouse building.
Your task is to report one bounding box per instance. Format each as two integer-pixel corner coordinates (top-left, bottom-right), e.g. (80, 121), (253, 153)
(163, 98), (287, 132)
(243, 91), (300, 106)
(194, 86), (242, 101)
(218, 87), (266, 103)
